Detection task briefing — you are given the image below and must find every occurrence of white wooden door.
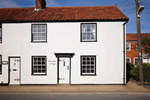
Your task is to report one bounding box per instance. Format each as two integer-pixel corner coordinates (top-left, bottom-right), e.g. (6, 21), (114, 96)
(10, 58), (20, 84)
(59, 58), (70, 84)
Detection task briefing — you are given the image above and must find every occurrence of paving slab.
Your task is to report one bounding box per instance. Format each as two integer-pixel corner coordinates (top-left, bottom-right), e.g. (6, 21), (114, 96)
(0, 81), (150, 93)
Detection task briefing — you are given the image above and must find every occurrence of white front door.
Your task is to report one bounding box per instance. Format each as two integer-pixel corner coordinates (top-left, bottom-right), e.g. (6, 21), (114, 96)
(59, 58), (70, 84)
(10, 57), (20, 85)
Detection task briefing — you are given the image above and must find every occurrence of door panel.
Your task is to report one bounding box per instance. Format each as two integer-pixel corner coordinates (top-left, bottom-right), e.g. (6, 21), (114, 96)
(10, 58), (20, 84)
(59, 58), (70, 84)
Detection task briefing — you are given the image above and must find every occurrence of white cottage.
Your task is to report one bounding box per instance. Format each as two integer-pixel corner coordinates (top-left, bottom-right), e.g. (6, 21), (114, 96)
(0, 0), (129, 85)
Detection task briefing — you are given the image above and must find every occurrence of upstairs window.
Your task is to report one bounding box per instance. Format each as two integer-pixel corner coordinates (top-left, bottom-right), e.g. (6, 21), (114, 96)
(81, 23), (97, 42)
(0, 24), (2, 43)
(31, 24), (47, 42)
(126, 43), (131, 51)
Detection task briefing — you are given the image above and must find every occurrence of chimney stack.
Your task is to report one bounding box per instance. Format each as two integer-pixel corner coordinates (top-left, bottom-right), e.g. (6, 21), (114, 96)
(35, 0), (46, 11)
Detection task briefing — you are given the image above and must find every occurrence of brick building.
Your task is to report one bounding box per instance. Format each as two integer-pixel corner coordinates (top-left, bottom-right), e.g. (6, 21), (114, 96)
(126, 33), (150, 66)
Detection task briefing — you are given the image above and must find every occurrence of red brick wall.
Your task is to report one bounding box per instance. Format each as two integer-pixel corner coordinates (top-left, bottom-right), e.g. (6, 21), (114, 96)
(126, 41), (144, 64)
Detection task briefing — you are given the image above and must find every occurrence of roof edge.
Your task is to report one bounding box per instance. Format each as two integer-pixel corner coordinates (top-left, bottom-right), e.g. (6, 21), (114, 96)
(1, 19), (129, 23)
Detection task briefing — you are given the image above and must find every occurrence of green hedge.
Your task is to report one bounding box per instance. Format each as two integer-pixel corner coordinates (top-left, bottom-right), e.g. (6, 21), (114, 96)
(129, 63), (150, 82)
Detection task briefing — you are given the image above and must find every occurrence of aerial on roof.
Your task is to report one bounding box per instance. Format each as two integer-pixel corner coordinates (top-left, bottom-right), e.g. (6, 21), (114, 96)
(0, 6), (129, 23)
(126, 33), (150, 41)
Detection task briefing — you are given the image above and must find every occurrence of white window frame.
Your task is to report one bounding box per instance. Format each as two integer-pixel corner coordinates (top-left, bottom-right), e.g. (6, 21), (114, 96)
(81, 23), (97, 42)
(32, 24), (47, 42)
(134, 57), (139, 66)
(32, 56), (47, 75)
(126, 43), (131, 51)
(126, 57), (131, 63)
(81, 55), (96, 75)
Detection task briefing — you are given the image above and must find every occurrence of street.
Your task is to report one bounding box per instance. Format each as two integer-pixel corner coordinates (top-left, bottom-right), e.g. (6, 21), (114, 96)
(0, 93), (150, 100)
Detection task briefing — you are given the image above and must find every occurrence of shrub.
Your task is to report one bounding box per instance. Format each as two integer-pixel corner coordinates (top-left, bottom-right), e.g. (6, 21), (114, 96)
(130, 63), (150, 82)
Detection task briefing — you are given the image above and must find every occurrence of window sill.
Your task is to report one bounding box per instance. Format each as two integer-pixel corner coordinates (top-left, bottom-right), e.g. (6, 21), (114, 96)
(31, 74), (47, 76)
(81, 74), (96, 76)
(81, 40), (97, 42)
(31, 41), (47, 43)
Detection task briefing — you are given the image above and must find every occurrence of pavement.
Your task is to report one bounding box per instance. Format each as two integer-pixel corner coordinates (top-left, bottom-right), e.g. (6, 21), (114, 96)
(0, 81), (150, 94)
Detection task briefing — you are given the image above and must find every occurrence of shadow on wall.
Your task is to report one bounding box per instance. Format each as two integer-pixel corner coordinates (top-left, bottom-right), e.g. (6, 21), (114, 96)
(126, 63), (134, 84)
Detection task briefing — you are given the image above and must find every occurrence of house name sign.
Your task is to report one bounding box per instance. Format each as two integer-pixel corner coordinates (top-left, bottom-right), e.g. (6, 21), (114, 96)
(49, 60), (56, 65)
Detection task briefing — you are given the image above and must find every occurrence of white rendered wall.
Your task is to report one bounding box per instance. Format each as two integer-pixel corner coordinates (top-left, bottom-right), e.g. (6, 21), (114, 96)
(0, 22), (125, 84)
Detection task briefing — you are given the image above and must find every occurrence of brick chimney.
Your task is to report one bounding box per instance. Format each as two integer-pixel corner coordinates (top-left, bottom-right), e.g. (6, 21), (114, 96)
(35, 0), (46, 11)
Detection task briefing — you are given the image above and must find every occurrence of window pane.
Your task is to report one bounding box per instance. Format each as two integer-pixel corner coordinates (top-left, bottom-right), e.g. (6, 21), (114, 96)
(34, 70), (37, 73)
(87, 25), (90, 28)
(42, 66), (45, 69)
(87, 70), (90, 73)
(126, 44), (130, 50)
(82, 24), (86, 29)
(33, 36), (38, 40)
(82, 37), (86, 40)
(42, 25), (45, 28)
(86, 29), (91, 32)
(38, 25), (41, 29)
(126, 59), (129, 63)
(42, 70), (45, 73)
(42, 29), (46, 32)
(38, 69), (41, 73)
(135, 58), (138, 65)
(82, 70), (86, 73)
(91, 70), (94, 73)
(34, 25), (37, 28)
(38, 37), (42, 40)
(91, 66), (94, 69)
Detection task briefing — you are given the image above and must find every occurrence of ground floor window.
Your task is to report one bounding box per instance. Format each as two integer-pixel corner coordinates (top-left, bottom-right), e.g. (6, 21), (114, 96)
(81, 55), (96, 75)
(0, 55), (1, 74)
(134, 57), (139, 66)
(126, 58), (131, 63)
(32, 56), (46, 75)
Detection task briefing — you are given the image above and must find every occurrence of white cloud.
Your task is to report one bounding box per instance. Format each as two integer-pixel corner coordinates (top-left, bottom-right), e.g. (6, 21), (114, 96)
(46, 0), (60, 7)
(0, 0), (20, 8)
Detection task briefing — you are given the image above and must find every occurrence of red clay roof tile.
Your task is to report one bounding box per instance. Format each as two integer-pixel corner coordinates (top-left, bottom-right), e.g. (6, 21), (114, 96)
(0, 6), (129, 22)
(126, 34), (150, 41)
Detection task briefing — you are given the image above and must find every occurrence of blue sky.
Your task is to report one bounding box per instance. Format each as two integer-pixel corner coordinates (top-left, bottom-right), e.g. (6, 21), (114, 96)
(0, 0), (150, 33)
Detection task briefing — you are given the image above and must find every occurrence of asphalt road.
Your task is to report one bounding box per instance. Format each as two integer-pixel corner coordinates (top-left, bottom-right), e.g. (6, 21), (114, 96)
(0, 93), (150, 100)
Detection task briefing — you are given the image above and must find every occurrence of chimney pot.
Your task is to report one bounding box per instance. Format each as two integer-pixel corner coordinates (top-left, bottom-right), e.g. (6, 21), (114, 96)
(35, 0), (46, 11)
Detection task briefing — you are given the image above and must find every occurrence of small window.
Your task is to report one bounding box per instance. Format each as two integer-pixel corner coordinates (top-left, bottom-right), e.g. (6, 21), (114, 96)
(32, 24), (47, 42)
(126, 43), (131, 51)
(81, 56), (96, 75)
(81, 23), (97, 42)
(136, 42), (138, 51)
(0, 24), (2, 43)
(134, 58), (139, 66)
(32, 56), (46, 75)
(126, 58), (131, 63)
(0, 55), (1, 74)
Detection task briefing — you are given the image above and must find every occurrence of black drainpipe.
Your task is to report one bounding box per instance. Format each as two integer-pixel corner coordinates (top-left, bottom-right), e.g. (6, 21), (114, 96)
(123, 21), (128, 85)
